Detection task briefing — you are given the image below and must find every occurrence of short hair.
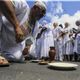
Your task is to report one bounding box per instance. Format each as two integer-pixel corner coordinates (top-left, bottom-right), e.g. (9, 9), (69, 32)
(59, 24), (63, 28)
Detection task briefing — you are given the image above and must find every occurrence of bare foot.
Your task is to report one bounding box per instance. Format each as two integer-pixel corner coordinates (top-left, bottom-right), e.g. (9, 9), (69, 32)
(0, 56), (9, 64)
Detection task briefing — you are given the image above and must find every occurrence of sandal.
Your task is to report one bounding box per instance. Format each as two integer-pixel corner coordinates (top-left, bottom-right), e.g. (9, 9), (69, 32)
(0, 56), (10, 67)
(38, 59), (49, 65)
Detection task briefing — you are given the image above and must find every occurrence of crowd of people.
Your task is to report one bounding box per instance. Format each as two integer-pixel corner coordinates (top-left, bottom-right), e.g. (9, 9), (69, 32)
(0, 0), (80, 66)
(28, 20), (80, 62)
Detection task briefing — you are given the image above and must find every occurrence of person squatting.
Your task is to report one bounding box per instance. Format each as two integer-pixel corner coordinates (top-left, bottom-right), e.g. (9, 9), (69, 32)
(0, 0), (46, 64)
(0, 0), (80, 65)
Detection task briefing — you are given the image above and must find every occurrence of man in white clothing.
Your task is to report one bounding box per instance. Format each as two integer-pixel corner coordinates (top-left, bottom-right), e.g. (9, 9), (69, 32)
(0, 1), (25, 43)
(74, 20), (80, 61)
(1, 1), (46, 62)
(1, 0), (29, 62)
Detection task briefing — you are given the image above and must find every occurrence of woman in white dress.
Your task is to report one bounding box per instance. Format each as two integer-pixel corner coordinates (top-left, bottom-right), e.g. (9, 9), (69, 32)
(40, 24), (54, 60)
(52, 23), (64, 61)
(52, 22), (59, 60)
(63, 22), (74, 61)
(74, 20), (80, 61)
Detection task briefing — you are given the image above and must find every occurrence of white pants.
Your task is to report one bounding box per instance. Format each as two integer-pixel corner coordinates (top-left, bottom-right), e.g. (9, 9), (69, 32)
(1, 40), (25, 62)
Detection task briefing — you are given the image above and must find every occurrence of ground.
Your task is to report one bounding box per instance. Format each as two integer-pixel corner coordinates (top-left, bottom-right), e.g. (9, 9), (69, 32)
(0, 61), (80, 80)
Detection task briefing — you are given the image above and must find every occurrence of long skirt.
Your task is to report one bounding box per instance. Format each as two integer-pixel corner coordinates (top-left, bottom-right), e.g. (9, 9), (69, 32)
(57, 38), (64, 61)
(36, 38), (42, 59)
(65, 40), (73, 55)
(74, 34), (80, 54)
(40, 36), (54, 58)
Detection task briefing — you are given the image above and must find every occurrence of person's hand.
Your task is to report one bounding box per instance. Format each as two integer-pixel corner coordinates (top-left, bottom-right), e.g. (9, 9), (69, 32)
(42, 27), (47, 32)
(15, 26), (25, 43)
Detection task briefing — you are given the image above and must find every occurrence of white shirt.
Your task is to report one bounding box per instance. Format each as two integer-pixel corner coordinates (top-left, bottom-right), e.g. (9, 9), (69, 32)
(1, 0), (30, 53)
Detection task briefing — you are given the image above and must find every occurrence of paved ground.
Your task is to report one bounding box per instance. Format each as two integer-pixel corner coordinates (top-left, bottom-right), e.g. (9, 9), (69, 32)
(0, 61), (80, 80)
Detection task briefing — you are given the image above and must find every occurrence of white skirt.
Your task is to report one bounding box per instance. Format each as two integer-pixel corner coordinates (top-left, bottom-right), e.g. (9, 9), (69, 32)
(40, 35), (54, 58)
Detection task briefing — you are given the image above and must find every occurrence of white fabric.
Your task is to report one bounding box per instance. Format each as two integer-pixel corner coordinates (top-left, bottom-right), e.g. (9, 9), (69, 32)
(57, 27), (64, 61)
(40, 25), (54, 58)
(52, 27), (58, 60)
(36, 38), (42, 59)
(32, 22), (40, 39)
(52, 26), (64, 61)
(35, 27), (43, 59)
(29, 41), (36, 57)
(74, 33), (80, 54)
(63, 27), (71, 44)
(29, 24), (41, 58)
(63, 28), (73, 55)
(1, 0), (30, 61)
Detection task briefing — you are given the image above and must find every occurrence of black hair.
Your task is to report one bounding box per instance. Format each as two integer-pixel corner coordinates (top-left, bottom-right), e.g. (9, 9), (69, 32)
(59, 24), (63, 28)
(75, 20), (80, 26)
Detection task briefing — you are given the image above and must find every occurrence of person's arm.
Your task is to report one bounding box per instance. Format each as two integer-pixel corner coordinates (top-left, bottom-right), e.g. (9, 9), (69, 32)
(0, 0), (19, 28)
(0, 0), (24, 43)
(36, 27), (47, 39)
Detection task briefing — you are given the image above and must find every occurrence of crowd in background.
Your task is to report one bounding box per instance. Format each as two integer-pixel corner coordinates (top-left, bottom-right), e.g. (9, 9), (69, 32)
(0, 0), (80, 65)
(28, 20), (80, 62)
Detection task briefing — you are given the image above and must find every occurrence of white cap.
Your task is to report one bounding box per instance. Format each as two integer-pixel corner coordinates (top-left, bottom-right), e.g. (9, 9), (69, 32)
(34, 1), (46, 10)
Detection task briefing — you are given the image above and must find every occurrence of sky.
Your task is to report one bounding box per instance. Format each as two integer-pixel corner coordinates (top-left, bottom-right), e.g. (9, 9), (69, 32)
(27, 0), (80, 28)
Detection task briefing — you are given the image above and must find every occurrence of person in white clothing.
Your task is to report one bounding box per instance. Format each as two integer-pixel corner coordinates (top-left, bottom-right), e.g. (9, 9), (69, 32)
(0, 1), (25, 43)
(1, 1), (46, 62)
(22, 1), (47, 60)
(40, 23), (54, 60)
(1, 0), (30, 62)
(1, 0), (46, 62)
(52, 22), (59, 60)
(52, 23), (64, 61)
(35, 26), (44, 59)
(57, 24), (64, 61)
(73, 20), (80, 61)
(63, 22), (74, 61)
